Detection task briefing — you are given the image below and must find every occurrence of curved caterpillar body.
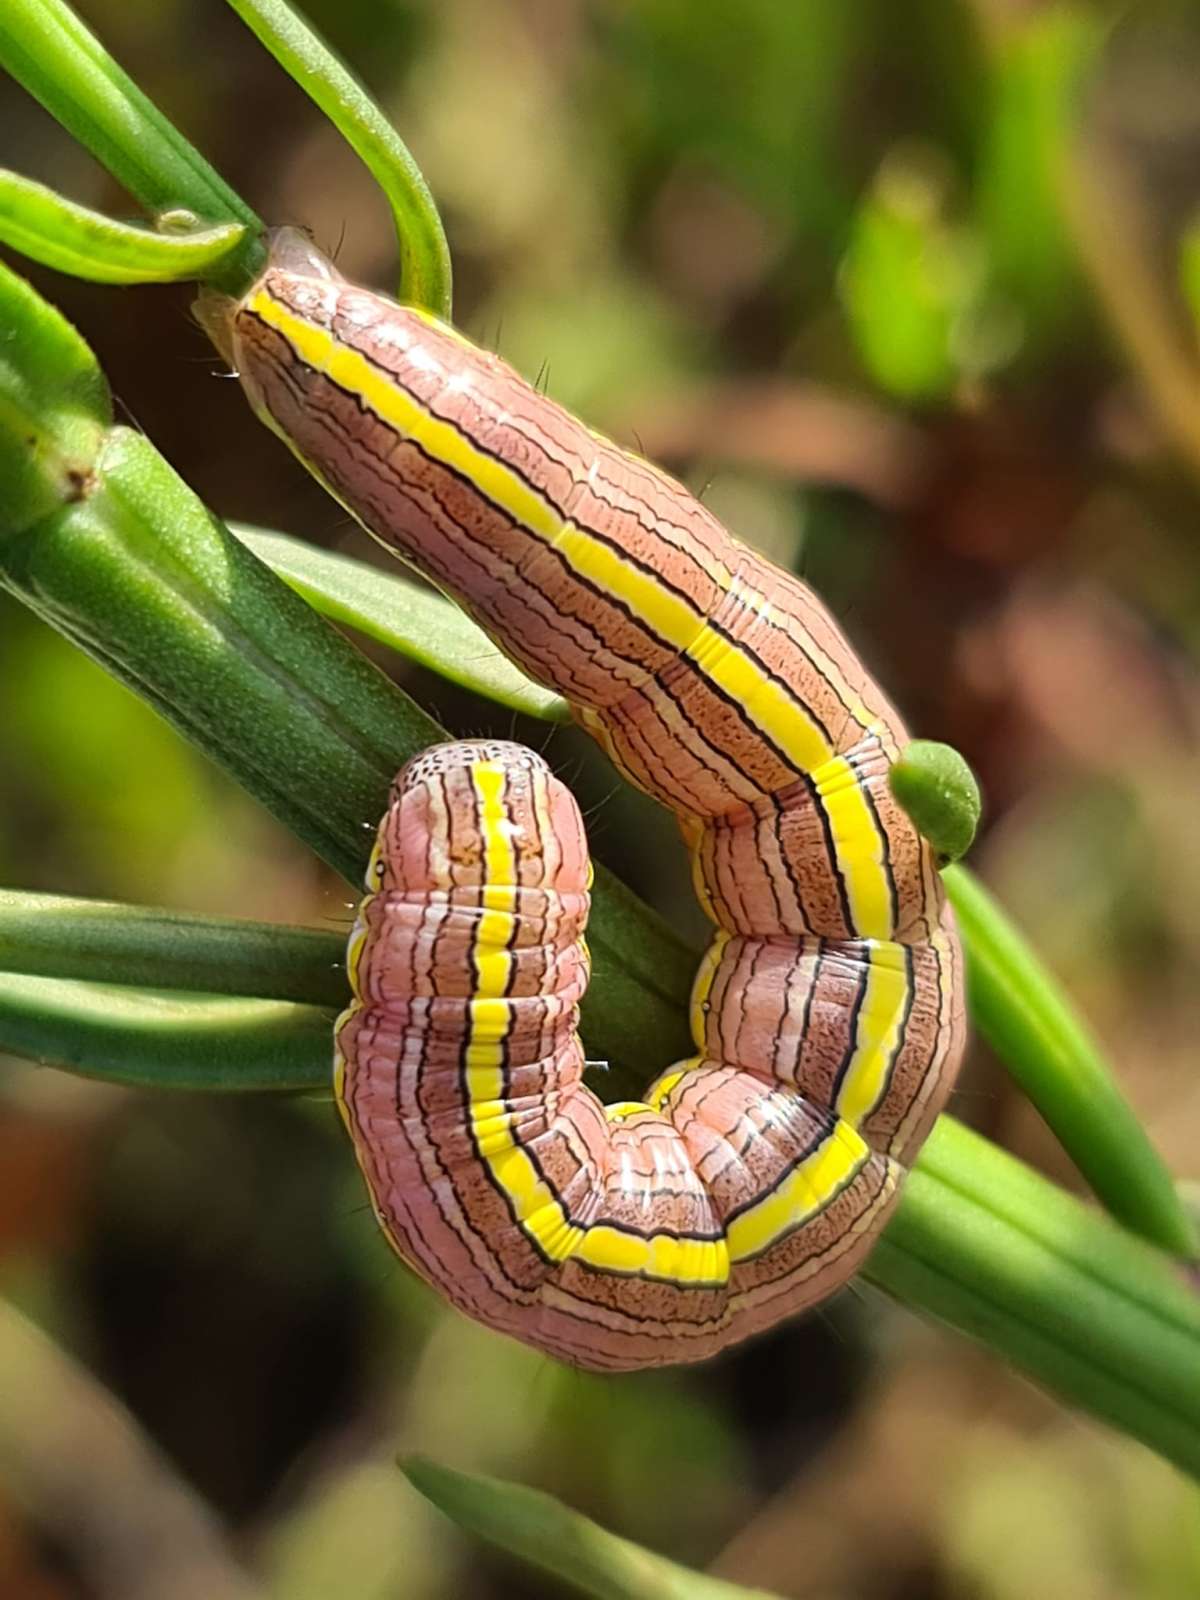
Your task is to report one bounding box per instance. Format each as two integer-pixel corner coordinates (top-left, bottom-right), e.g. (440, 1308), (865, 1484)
(200, 230), (967, 1370)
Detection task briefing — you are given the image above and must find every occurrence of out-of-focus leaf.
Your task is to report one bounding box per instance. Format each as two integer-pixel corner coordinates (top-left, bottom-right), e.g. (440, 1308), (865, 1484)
(402, 1456), (782, 1600)
(974, 4), (1103, 337)
(0, 1298), (266, 1598)
(840, 148), (1014, 401)
(595, 0), (862, 242)
(1181, 220), (1200, 343)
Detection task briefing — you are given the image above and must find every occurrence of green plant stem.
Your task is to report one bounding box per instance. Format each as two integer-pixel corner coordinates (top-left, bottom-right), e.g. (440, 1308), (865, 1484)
(222, 0), (452, 315)
(945, 864), (1198, 1259)
(0, 170), (247, 283)
(0, 0), (262, 289)
(0, 889), (346, 1007)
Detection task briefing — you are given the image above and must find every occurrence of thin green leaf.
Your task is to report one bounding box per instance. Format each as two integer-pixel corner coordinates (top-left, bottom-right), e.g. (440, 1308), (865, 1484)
(945, 864), (1198, 1260)
(1182, 219), (1200, 341)
(0, 973), (332, 1091)
(0, 171), (246, 283)
(222, 0), (452, 316)
(0, 888), (346, 1008)
(233, 524), (571, 724)
(866, 1116), (1200, 1479)
(402, 1456), (781, 1600)
(0, 257), (110, 535)
(0, 0), (263, 291)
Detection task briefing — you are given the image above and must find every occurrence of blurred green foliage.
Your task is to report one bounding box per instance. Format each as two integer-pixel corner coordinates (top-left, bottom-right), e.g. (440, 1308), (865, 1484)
(840, 149), (998, 401)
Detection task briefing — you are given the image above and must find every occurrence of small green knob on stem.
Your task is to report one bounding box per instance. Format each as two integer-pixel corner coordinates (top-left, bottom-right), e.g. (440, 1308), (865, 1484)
(889, 739), (981, 864)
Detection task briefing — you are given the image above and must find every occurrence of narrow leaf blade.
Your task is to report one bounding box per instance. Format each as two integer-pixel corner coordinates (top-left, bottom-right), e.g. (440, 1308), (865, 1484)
(233, 524), (571, 723)
(0, 170), (246, 283)
(946, 864), (1199, 1259)
(0, 973), (333, 1092)
(0, 887), (346, 1007)
(402, 1456), (781, 1600)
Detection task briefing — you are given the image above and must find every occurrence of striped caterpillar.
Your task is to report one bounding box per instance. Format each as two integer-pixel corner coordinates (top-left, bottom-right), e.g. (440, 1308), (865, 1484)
(198, 230), (966, 1370)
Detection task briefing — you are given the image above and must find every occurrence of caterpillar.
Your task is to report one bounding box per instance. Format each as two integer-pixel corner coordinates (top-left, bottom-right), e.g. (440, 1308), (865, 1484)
(197, 229), (967, 1370)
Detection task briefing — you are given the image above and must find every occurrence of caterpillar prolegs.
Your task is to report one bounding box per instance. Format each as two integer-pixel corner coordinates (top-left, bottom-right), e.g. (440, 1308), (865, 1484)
(198, 230), (967, 1370)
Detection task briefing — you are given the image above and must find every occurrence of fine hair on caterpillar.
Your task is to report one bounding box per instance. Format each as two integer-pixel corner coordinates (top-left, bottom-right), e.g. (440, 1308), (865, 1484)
(199, 230), (966, 1371)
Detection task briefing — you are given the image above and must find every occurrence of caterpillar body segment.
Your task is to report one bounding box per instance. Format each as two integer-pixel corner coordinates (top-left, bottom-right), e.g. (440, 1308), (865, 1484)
(334, 741), (904, 1370)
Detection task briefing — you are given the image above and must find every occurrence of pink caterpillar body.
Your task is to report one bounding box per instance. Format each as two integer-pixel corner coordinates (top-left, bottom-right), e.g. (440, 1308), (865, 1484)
(202, 231), (967, 1369)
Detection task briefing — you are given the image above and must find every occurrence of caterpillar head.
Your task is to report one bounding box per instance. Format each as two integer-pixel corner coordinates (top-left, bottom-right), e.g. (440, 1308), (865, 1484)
(193, 226), (342, 368)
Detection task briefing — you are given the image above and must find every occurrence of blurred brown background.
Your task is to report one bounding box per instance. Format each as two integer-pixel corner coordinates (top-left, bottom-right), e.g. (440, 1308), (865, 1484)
(2, 0), (1200, 1595)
